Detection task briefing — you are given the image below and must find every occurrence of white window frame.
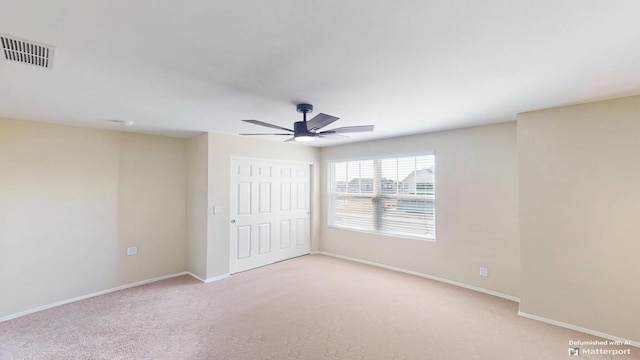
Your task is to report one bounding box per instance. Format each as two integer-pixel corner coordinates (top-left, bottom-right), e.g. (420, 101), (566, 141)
(327, 153), (436, 241)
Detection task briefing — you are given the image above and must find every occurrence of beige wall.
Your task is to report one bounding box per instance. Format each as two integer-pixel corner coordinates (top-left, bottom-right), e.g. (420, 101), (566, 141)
(205, 133), (320, 278)
(319, 122), (520, 297)
(186, 133), (208, 279)
(5, 95), (637, 343)
(0, 118), (187, 318)
(518, 96), (640, 343)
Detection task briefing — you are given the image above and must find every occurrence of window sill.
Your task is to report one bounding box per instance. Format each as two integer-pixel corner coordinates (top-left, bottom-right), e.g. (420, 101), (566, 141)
(326, 224), (436, 242)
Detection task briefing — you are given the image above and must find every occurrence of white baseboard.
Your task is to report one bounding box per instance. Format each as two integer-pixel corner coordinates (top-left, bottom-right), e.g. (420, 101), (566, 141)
(0, 272), (190, 323)
(518, 311), (639, 348)
(312, 251), (520, 302)
(186, 272), (230, 283)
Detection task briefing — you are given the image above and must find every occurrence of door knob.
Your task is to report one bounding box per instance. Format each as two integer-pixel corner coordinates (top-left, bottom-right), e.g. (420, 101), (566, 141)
(231, 220), (236, 224)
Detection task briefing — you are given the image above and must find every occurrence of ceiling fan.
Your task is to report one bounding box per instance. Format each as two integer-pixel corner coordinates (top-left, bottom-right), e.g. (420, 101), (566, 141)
(240, 103), (374, 142)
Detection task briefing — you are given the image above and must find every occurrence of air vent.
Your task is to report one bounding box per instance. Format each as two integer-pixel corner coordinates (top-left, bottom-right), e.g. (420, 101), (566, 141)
(0, 34), (55, 69)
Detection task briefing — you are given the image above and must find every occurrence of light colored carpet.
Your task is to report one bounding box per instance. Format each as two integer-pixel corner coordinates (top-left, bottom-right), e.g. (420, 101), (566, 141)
(0, 254), (637, 359)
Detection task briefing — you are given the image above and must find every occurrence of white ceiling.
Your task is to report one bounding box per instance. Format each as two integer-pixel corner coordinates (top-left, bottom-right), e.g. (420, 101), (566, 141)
(1, 0), (640, 146)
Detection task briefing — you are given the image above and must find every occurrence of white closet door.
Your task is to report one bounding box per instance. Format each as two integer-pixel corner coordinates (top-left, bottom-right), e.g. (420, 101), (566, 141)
(230, 158), (310, 273)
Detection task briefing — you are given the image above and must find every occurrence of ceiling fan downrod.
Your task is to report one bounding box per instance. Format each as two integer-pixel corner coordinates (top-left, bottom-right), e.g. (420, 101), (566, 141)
(296, 103), (314, 122)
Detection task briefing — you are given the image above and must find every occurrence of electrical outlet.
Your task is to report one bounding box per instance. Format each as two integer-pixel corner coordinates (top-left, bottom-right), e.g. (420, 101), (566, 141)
(479, 267), (488, 277)
(127, 246), (138, 256)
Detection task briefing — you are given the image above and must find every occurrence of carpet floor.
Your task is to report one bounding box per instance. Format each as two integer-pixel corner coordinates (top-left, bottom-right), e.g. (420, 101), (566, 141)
(1, 254), (637, 359)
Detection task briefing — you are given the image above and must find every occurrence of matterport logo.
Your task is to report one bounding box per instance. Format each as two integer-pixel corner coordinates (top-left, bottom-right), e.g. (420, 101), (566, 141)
(568, 339), (633, 356)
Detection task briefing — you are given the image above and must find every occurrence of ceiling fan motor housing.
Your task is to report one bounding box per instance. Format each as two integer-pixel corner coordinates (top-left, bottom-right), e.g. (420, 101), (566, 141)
(294, 121), (313, 135)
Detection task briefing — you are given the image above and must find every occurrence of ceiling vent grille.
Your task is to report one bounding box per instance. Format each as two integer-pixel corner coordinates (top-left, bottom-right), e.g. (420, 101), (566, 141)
(0, 34), (55, 69)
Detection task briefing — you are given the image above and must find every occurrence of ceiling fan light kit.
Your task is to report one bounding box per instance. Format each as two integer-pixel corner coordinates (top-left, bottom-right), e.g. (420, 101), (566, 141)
(294, 135), (315, 142)
(240, 103), (374, 143)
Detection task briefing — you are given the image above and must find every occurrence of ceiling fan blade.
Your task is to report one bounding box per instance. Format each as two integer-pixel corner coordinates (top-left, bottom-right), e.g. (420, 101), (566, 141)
(239, 133), (292, 136)
(284, 137), (296, 142)
(316, 133), (349, 139)
(242, 119), (294, 132)
(320, 125), (374, 134)
(306, 113), (339, 131)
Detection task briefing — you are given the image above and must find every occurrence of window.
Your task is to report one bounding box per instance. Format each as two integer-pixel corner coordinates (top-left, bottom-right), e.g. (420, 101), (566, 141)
(328, 154), (435, 240)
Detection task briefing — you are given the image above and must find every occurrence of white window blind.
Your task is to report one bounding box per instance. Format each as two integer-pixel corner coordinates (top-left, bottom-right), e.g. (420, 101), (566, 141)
(329, 154), (435, 239)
